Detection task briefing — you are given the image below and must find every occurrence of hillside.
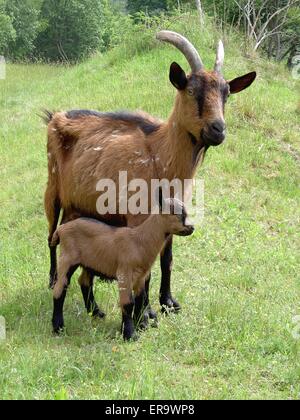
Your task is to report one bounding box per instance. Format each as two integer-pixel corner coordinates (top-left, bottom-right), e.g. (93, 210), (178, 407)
(0, 13), (299, 400)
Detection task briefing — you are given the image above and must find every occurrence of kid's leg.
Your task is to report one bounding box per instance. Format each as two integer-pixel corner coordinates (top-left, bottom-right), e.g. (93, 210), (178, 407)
(118, 273), (136, 341)
(78, 269), (105, 319)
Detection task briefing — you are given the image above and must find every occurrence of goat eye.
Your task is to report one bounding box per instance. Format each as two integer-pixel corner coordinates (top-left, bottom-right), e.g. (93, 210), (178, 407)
(187, 88), (194, 96)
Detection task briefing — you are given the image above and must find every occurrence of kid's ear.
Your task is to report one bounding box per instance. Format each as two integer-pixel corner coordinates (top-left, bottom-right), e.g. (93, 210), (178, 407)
(228, 71), (257, 94)
(170, 62), (188, 90)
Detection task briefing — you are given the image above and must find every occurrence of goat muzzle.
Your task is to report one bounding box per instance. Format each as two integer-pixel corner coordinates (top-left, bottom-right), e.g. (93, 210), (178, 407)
(201, 120), (226, 147)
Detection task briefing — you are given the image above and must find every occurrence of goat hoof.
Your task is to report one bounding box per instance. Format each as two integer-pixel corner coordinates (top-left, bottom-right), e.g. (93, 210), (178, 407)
(146, 307), (157, 321)
(122, 321), (137, 341)
(161, 296), (181, 314)
(92, 309), (106, 319)
(52, 324), (65, 335)
(135, 314), (149, 331)
(52, 315), (65, 335)
(124, 332), (139, 342)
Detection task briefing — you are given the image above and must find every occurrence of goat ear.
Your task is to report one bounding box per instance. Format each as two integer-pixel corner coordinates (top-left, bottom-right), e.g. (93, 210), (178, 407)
(170, 62), (188, 90)
(228, 71), (257, 94)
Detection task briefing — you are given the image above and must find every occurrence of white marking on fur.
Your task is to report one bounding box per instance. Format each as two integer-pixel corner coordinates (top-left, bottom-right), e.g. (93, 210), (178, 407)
(137, 159), (150, 165)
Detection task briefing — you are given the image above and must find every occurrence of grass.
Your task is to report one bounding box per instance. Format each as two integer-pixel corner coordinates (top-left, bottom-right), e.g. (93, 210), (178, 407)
(0, 13), (299, 400)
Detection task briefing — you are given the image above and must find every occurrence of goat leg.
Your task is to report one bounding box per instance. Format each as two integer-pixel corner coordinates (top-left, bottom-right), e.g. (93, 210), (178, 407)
(134, 288), (149, 330)
(78, 269), (106, 319)
(160, 235), (181, 313)
(52, 289), (67, 334)
(52, 261), (77, 334)
(118, 272), (137, 341)
(45, 196), (61, 289)
(143, 275), (158, 321)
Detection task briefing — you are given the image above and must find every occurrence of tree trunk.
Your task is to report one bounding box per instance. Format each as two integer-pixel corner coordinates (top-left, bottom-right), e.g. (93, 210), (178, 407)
(195, 0), (204, 26)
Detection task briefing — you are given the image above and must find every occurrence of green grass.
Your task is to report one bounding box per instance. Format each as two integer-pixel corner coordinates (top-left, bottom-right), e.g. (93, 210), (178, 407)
(0, 13), (299, 400)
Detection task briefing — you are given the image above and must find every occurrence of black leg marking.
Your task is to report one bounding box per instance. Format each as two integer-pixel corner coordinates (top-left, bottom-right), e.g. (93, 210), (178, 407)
(122, 297), (136, 341)
(49, 245), (57, 289)
(134, 289), (148, 330)
(81, 270), (105, 319)
(144, 275), (158, 321)
(48, 200), (61, 289)
(52, 289), (67, 334)
(52, 265), (77, 334)
(160, 236), (181, 313)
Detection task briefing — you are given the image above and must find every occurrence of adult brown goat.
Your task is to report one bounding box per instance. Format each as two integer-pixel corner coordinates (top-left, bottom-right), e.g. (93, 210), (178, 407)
(44, 31), (256, 324)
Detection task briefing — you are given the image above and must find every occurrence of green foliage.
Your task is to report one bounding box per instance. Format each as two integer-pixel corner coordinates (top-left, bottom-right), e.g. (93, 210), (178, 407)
(0, 1), (16, 55)
(202, 0), (300, 63)
(35, 0), (103, 62)
(127, 0), (169, 14)
(0, 14), (16, 55)
(5, 0), (43, 60)
(100, 0), (132, 52)
(127, 0), (193, 15)
(0, 0), (298, 65)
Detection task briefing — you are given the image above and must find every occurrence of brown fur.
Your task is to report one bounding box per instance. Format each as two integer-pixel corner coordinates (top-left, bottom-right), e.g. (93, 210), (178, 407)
(45, 71), (228, 228)
(45, 67), (256, 307)
(52, 199), (194, 339)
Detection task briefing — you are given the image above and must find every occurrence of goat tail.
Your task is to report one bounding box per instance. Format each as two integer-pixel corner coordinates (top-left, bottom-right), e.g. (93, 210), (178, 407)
(48, 112), (85, 141)
(41, 109), (54, 125)
(51, 230), (60, 247)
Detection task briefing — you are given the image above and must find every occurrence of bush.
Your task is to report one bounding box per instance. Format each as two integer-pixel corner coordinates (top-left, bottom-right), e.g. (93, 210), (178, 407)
(0, 1), (16, 56)
(5, 0), (43, 61)
(35, 0), (104, 62)
(100, 0), (133, 52)
(127, 0), (192, 15)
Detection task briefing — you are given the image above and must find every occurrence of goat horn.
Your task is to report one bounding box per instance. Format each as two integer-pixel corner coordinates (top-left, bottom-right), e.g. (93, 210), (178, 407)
(156, 31), (203, 73)
(214, 40), (225, 73)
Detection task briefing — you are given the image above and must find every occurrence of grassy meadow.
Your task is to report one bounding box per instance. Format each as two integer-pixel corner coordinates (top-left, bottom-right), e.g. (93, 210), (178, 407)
(0, 14), (299, 400)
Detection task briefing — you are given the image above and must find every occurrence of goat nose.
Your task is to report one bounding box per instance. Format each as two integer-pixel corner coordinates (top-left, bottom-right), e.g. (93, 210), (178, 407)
(186, 224), (195, 234)
(211, 120), (226, 134)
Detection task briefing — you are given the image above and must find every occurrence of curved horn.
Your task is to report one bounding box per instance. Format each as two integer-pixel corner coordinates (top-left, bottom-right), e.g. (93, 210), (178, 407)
(156, 30), (203, 73)
(214, 40), (225, 73)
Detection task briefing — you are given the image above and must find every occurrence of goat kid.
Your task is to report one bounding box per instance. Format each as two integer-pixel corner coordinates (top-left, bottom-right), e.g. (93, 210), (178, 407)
(51, 194), (194, 340)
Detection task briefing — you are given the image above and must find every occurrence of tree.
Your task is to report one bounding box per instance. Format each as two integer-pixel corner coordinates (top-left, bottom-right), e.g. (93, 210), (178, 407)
(195, 0), (204, 26)
(0, 1), (16, 56)
(5, 0), (43, 60)
(35, 0), (104, 62)
(203, 0), (299, 64)
(127, 0), (169, 14)
(234, 0), (299, 52)
(127, 0), (192, 15)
